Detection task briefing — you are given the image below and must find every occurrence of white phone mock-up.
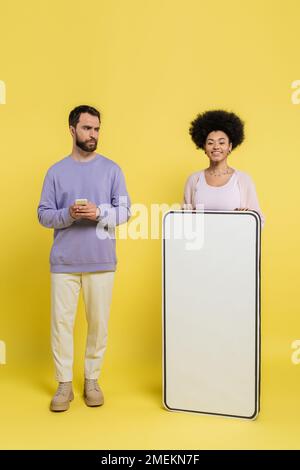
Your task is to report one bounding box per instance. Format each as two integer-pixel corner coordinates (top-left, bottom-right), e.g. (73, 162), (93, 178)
(162, 210), (261, 419)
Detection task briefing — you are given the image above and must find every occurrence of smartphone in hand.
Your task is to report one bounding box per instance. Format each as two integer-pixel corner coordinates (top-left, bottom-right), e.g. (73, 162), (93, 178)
(75, 198), (88, 205)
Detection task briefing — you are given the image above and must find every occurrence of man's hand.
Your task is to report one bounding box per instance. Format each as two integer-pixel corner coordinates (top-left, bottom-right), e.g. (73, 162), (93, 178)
(69, 204), (82, 220)
(70, 201), (99, 221)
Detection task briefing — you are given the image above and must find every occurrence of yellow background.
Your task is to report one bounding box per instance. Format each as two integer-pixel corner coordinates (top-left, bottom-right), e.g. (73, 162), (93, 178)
(0, 0), (299, 449)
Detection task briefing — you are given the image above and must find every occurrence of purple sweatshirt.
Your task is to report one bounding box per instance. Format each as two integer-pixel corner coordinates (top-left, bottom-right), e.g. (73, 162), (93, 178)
(37, 153), (131, 273)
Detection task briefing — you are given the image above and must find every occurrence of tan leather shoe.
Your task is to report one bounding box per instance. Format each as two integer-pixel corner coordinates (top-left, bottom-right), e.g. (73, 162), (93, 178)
(84, 379), (104, 407)
(50, 382), (74, 412)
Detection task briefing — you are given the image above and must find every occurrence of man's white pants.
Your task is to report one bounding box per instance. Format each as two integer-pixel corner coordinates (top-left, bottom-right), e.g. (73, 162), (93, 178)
(50, 271), (115, 382)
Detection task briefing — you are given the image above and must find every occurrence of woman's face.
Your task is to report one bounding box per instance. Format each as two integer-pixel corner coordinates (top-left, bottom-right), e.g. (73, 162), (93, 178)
(204, 130), (232, 162)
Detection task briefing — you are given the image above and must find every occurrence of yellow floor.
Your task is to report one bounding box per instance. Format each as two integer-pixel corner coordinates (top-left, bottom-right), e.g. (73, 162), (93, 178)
(1, 356), (299, 450)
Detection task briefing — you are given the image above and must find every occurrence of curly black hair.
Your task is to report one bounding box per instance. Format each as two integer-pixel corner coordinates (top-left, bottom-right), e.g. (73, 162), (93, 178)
(189, 110), (245, 150)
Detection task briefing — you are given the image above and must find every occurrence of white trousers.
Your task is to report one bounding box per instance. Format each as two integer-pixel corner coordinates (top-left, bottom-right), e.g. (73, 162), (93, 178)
(50, 271), (115, 382)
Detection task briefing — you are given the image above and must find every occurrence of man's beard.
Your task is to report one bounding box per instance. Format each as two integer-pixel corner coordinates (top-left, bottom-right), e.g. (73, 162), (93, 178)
(76, 136), (98, 152)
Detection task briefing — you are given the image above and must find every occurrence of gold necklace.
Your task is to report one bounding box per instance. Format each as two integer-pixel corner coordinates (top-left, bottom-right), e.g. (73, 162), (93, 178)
(206, 167), (234, 177)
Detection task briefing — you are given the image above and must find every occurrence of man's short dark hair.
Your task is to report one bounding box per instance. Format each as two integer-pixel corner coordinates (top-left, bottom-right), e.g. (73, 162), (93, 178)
(69, 105), (101, 128)
(189, 109), (245, 150)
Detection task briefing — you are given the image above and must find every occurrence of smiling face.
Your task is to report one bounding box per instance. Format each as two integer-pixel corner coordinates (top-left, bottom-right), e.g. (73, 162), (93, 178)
(70, 112), (100, 152)
(204, 130), (232, 162)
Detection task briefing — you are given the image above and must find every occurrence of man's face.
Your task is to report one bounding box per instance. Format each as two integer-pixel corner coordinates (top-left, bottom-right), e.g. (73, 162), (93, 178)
(71, 112), (100, 152)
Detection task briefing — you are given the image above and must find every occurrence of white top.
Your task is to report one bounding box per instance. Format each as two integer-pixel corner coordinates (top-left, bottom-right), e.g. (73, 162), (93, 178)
(183, 168), (265, 228)
(193, 170), (241, 211)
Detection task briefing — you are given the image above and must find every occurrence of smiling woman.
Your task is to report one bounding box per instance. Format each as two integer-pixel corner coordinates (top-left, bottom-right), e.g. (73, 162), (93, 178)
(183, 109), (265, 228)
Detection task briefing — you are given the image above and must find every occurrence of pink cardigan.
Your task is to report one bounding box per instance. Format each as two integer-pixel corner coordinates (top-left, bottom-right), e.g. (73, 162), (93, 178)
(182, 169), (265, 228)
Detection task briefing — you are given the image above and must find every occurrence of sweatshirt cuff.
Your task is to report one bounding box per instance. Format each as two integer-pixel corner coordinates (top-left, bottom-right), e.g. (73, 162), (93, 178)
(63, 207), (76, 226)
(97, 204), (109, 221)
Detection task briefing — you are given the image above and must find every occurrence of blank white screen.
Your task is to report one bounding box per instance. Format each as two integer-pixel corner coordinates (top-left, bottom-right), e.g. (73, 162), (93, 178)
(163, 210), (261, 419)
